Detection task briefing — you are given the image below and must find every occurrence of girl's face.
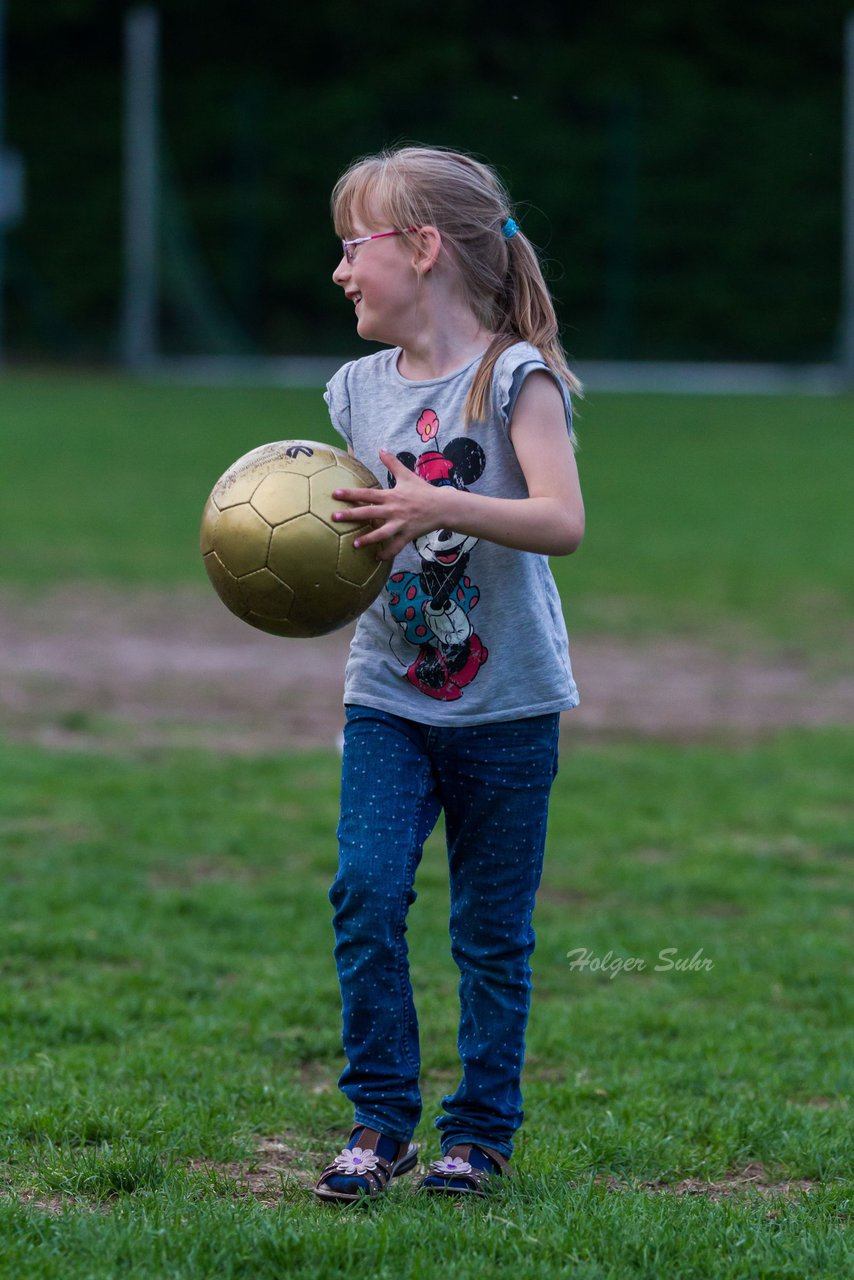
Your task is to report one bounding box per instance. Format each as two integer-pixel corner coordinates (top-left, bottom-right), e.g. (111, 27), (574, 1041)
(332, 208), (420, 347)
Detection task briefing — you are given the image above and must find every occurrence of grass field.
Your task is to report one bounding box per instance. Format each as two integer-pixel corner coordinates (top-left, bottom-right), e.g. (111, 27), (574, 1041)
(1, 373), (852, 647)
(1, 373), (852, 1278)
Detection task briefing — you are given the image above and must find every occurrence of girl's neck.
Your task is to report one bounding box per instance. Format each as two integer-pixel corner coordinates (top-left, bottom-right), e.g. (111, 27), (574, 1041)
(397, 332), (492, 382)
(395, 281), (494, 382)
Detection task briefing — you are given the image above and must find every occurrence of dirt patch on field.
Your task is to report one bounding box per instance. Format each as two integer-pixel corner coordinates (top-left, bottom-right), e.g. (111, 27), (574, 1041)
(600, 1162), (819, 1202)
(1, 585), (852, 752)
(7, 1187), (114, 1215)
(189, 1137), (320, 1203)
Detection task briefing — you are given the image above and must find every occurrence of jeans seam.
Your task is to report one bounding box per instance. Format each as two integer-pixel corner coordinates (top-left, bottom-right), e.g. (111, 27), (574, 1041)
(395, 749), (433, 1080)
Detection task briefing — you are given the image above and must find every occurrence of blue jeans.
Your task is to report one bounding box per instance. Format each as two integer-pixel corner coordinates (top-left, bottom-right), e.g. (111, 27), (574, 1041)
(328, 704), (560, 1161)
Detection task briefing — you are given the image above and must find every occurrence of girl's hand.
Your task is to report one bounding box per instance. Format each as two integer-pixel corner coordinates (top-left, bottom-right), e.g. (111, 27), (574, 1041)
(332, 448), (449, 561)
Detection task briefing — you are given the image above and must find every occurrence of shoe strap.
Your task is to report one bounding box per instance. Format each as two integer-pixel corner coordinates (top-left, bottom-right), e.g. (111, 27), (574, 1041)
(446, 1142), (512, 1176)
(348, 1124), (407, 1165)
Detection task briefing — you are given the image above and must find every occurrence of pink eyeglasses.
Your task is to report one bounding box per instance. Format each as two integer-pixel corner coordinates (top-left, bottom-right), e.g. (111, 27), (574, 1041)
(340, 227), (418, 264)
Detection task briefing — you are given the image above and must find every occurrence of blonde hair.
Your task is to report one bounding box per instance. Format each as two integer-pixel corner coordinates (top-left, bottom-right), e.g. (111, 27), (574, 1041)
(331, 144), (582, 429)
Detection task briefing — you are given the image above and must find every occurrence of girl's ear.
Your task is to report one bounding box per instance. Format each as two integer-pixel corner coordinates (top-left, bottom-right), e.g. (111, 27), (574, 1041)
(412, 225), (442, 275)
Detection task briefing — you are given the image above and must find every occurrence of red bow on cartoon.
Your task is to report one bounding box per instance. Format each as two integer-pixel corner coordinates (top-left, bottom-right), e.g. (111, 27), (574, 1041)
(414, 451), (454, 485)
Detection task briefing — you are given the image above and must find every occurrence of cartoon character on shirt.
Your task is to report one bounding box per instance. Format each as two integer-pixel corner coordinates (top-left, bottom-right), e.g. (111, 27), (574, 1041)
(385, 424), (488, 701)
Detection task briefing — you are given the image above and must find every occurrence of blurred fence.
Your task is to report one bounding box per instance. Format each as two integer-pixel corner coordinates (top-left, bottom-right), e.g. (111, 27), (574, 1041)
(1, 2), (851, 376)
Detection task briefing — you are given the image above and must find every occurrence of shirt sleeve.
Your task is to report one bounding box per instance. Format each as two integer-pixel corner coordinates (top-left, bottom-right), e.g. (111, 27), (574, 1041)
(323, 362), (354, 447)
(494, 346), (575, 443)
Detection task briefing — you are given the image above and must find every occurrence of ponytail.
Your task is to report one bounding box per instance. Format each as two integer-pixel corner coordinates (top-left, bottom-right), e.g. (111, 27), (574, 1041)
(464, 230), (582, 434)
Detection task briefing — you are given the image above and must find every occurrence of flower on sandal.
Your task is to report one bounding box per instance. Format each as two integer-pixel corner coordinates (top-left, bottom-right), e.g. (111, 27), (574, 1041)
(430, 1155), (473, 1176)
(332, 1146), (379, 1175)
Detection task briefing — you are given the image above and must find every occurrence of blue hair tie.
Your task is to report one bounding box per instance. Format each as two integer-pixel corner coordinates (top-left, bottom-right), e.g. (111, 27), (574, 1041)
(501, 217), (519, 239)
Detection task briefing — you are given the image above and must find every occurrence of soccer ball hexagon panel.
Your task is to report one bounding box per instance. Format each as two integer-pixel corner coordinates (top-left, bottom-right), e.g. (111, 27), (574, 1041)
(200, 441), (390, 638)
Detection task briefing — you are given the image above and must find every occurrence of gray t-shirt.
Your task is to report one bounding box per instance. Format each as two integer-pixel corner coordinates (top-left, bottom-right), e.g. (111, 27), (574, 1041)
(323, 341), (580, 725)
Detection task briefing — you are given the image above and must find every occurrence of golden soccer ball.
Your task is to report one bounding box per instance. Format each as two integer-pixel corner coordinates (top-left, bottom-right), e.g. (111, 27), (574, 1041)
(200, 440), (390, 637)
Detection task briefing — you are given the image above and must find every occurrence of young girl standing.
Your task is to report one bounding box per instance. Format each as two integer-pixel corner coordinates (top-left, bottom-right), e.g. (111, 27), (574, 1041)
(312, 145), (585, 1202)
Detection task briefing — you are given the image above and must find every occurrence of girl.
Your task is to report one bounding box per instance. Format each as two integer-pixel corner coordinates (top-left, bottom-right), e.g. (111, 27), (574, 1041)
(312, 145), (585, 1202)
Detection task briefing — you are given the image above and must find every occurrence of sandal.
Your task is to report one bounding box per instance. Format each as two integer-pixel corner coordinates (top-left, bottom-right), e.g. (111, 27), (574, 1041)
(417, 1142), (511, 1196)
(313, 1125), (419, 1203)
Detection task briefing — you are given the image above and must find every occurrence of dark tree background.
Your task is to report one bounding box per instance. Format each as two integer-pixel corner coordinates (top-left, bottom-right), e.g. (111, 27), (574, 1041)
(3, 0), (848, 362)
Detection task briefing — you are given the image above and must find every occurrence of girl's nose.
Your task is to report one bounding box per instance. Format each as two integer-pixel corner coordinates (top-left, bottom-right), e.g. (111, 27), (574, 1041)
(332, 255), (349, 285)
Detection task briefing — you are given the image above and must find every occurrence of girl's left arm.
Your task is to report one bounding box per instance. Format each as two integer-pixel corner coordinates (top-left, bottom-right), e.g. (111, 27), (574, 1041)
(332, 371), (585, 561)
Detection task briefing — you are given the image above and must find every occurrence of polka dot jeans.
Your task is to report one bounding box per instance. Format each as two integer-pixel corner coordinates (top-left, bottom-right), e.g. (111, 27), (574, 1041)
(328, 704), (560, 1162)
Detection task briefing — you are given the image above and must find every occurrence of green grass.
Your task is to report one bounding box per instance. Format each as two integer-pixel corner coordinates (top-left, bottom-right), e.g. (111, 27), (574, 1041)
(1, 373), (852, 647)
(1, 730), (852, 1277)
(1, 372), (852, 1275)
